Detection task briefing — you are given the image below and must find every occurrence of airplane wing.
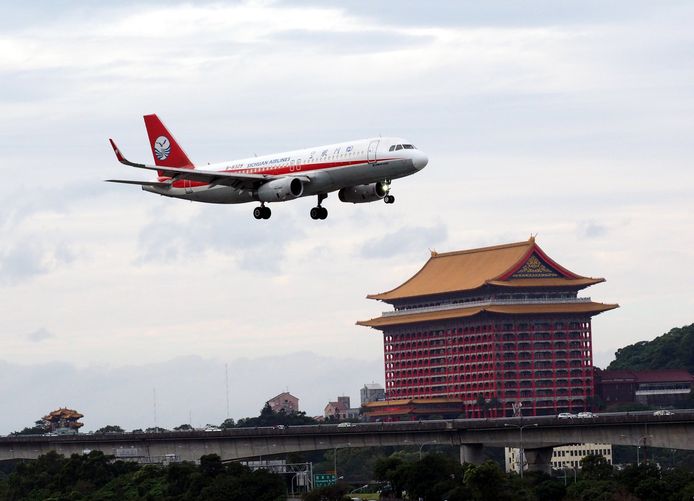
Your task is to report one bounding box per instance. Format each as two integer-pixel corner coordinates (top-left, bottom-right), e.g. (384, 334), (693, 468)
(108, 139), (278, 190)
(105, 179), (172, 187)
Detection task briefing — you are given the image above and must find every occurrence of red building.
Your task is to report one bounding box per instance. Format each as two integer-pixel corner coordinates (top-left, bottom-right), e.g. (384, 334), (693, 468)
(358, 238), (618, 417)
(596, 369), (694, 407)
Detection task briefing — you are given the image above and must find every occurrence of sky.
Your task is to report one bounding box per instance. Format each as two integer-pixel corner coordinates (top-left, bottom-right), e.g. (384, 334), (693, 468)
(1, 1), (693, 433)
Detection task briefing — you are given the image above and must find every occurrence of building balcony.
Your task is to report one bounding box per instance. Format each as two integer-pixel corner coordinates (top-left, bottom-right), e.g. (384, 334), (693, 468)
(383, 297), (593, 317)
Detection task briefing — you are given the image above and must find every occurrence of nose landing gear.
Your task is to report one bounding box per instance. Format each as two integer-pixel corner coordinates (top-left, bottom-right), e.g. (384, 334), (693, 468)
(384, 194), (395, 204)
(310, 193), (328, 220)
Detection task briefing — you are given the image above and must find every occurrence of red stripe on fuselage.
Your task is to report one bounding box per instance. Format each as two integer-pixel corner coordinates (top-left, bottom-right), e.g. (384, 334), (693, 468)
(161, 157), (396, 189)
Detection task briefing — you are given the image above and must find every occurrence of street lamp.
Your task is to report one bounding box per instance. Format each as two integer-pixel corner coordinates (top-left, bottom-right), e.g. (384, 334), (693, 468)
(620, 434), (652, 466)
(561, 464), (577, 486)
(505, 422), (538, 478)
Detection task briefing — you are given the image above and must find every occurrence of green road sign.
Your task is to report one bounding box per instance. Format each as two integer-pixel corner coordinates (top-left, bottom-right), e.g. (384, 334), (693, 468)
(314, 473), (336, 487)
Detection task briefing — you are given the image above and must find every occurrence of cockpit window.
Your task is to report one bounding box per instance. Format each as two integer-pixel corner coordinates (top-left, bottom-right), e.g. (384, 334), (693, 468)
(389, 145), (395, 152)
(395, 144), (403, 150)
(403, 144), (414, 149)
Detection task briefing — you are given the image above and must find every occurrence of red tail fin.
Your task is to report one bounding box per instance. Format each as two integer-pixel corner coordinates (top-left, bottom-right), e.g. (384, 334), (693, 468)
(143, 114), (195, 169)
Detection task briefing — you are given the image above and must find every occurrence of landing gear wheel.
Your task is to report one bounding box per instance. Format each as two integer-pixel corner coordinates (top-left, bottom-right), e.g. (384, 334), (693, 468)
(254, 205), (271, 220)
(384, 195), (395, 204)
(311, 194), (329, 220)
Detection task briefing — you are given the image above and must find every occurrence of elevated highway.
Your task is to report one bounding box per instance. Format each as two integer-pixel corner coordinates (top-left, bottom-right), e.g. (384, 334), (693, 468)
(1, 411), (692, 473)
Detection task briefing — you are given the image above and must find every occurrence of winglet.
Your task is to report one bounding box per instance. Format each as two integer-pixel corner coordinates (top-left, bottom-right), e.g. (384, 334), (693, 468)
(109, 138), (127, 164)
(108, 138), (146, 168)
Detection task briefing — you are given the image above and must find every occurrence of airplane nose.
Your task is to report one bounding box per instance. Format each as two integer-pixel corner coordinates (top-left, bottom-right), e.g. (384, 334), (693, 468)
(413, 150), (428, 170)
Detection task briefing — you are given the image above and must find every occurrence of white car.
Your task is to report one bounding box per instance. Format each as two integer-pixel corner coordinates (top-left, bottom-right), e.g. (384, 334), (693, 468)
(577, 412), (596, 419)
(557, 412), (576, 419)
(337, 422), (353, 428)
(653, 409), (674, 416)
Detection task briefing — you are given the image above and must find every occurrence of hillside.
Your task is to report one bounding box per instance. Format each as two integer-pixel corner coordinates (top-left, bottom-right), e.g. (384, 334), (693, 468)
(607, 323), (694, 372)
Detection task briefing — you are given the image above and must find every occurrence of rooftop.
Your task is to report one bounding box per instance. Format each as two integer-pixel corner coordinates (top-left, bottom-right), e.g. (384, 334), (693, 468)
(366, 237), (603, 302)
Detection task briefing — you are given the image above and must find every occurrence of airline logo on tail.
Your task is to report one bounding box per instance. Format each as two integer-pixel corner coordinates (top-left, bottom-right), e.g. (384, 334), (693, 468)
(153, 136), (171, 161)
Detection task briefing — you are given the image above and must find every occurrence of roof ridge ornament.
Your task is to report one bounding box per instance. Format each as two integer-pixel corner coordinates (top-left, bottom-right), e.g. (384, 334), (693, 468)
(429, 248), (438, 257)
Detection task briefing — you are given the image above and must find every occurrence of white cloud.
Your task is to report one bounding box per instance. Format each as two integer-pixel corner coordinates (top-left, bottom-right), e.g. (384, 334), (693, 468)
(25, 327), (56, 343)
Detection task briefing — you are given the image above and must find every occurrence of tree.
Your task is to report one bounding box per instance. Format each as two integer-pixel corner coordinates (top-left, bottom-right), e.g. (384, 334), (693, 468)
(463, 461), (513, 501)
(145, 426), (168, 433)
(95, 425), (124, 434)
(12, 420), (47, 436)
(607, 323), (694, 372)
(173, 423), (194, 431)
(220, 417), (236, 429)
(579, 454), (613, 481)
(475, 395), (488, 417)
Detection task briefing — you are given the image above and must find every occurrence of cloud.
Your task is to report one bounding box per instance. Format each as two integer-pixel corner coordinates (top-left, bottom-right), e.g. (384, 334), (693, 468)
(360, 222), (447, 259)
(0, 240), (75, 286)
(578, 220), (608, 238)
(136, 205), (305, 272)
(26, 327), (56, 343)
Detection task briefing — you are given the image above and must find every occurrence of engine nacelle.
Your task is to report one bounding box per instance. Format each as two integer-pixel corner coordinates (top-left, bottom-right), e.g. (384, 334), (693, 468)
(338, 181), (389, 204)
(257, 177), (304, 202)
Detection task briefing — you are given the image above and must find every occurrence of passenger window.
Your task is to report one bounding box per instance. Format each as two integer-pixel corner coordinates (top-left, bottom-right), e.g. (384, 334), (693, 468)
(396, 145), (403, 150)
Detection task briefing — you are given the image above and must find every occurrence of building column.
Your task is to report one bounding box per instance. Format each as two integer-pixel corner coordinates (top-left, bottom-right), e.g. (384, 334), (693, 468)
(460, 443), (485, 465)
(524, 446), (554, 475)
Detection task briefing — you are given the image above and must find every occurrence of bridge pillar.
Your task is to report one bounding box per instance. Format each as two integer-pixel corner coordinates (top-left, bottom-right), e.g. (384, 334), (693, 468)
(524, 447), (554, 475)
(459, 443), (485, 465)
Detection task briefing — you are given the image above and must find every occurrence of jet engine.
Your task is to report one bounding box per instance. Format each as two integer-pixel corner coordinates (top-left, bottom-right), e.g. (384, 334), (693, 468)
(338, 181), (390, 204)
(257, 177), (304, 202)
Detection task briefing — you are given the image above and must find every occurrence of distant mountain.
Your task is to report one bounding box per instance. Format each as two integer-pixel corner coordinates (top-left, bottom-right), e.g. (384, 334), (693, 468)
(607, 323), (694, 372)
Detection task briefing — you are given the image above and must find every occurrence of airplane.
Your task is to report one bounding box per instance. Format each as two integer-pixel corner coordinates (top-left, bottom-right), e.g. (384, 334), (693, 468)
(107, 114), (428, 220)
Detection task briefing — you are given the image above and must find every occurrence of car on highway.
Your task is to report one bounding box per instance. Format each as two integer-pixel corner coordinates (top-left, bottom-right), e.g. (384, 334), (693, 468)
(337, 422), (354, 428)
(653, 409), (674, 416)
(557, 412), (577, 419)
(577, 412), (596, 419)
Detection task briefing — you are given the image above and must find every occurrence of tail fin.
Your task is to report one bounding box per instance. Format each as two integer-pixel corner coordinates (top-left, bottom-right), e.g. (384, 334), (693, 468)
(143, 114), (195, 169)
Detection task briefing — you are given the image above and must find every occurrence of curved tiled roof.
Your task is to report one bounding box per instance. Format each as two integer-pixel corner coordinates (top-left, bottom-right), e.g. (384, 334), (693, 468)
(367, 238), (603, 302)
(357, 302), (619, 329)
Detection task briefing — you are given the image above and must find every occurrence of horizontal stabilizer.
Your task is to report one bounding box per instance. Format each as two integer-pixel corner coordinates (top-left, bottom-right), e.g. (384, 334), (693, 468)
(105, 179), (171, 188)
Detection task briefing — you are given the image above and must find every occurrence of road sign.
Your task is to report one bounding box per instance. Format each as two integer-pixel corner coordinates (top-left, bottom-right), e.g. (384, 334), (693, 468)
(314, 473), (336, 487)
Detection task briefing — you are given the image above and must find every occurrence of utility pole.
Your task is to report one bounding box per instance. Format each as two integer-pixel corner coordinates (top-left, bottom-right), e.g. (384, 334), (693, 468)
(225, 363), (230, 418)
(153, 388), (158, 431)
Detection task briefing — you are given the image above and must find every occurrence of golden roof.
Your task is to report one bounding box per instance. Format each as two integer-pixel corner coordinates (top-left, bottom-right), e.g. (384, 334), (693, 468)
(366, 237), (603, 302)
(357, 302), (619, 329)
(363, 398), (465, 408)
(43, 407), (84, 421)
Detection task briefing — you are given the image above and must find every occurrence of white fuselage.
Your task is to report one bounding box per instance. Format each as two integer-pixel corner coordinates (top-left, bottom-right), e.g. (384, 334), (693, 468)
(144, 136), (427, 203)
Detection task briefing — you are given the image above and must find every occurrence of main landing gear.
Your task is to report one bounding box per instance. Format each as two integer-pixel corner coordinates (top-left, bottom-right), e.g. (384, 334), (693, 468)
(253, 204), (271, 220)
(310, 193), (328, 220)
(384, 194), (395, 204)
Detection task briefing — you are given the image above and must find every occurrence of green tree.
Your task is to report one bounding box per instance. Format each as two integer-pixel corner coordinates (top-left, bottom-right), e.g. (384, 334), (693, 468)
(11, 420), (47, 436)
(607, 323), (694, 372)
(95, 425), (124, 434)
(579, 454), (613, 481)
(173, 423), (194, 431)
(463, 461), (513, 501)
(403, 454), (462, 501)
(220, 418), (236, 429)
